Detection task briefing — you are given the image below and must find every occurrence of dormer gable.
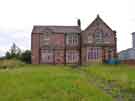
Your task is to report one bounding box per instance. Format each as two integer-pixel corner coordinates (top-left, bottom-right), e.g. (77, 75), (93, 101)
(84, 15), (115, 33)
(82, 15), (116, 45)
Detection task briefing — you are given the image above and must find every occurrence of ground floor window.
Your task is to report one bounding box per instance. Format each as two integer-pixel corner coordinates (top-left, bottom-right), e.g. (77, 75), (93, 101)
(41, 49), (53, 63)
(87, 47), (101, 60)
(66, 50), (79, 63)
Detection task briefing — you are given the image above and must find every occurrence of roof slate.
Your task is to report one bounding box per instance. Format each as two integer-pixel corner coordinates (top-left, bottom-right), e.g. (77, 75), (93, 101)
(32, 26), (81, 34)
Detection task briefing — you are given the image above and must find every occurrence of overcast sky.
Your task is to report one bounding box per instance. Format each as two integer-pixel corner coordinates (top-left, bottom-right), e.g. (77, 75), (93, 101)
(0, 0), (134, 56)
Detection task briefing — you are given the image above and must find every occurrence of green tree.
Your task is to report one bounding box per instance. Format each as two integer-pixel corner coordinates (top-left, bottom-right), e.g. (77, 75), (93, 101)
(5, 52), (11, 59)
(5, 43), (21, 59)
(5, 43), (31, 64)
(20, 50), (31, 64)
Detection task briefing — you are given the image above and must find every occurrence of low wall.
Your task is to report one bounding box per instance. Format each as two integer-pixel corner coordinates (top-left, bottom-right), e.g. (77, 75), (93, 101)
(121, 60), (135, 65)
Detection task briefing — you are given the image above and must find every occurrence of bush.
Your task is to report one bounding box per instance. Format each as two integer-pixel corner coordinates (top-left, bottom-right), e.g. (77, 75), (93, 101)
(20, 50), (31, 64)
(0, 59), (25, 69)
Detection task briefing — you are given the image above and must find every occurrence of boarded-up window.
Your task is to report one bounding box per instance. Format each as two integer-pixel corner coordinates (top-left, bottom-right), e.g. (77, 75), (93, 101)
(66, 50), (79, 63)
(41, 49), (53, 63)
(40, 33), (51, 47)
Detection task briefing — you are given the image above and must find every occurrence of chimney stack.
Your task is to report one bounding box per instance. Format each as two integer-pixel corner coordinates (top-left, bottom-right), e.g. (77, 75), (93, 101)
(77, 19), (81, 28)
(132, 32), (135, 48)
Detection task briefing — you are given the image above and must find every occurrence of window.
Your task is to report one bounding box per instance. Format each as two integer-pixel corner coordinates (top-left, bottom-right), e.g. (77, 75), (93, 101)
(87, 47), (100, 60)
(95, 32), (103, 41)
(40, 33), (50, 46)
(41, 50), (53, 63)
(88, 35), (93, 43)
(66, 51), (79, 63)
(44, 33), (49, 40)
(66, 34), (78, 45)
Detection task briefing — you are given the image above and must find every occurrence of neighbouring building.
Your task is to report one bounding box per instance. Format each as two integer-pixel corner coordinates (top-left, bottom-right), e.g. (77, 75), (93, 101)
(31, 15), (117, 64)
(119, 32), (135, 60)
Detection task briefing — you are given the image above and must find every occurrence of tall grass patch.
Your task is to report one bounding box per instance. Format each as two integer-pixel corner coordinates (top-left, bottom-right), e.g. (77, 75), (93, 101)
(0, 59), (25, 69)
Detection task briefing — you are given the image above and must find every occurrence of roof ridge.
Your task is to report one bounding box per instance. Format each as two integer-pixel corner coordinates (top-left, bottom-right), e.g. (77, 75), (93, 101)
(33, 25), (79, 27)
(32, 25), (81, 34)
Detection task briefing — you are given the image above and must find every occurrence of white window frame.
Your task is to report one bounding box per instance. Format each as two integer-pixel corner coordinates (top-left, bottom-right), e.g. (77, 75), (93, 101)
(95, 32), (103, 41)
(41, 50), (53, 63)
(66, 33), (78, 45)
(66, 51), (79, 63)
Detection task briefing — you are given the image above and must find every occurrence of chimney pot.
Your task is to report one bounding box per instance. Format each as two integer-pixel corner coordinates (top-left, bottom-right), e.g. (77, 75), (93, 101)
(77, 19), (81, 28)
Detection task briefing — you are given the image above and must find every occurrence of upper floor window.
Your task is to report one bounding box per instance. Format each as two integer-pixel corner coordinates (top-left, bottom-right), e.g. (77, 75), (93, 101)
(41, 33), (51, 46)
(88, 35), (93, 43)
(66, 34), (79, 45)
(43, 33), (50, 41)
(95, 32), (103, 42)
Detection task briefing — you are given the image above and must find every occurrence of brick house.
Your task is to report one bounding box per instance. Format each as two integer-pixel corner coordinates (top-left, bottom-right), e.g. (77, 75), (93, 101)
(31, 15), (117, 64)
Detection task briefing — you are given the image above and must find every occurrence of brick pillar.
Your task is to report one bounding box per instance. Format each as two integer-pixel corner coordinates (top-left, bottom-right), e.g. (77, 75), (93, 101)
(64, 33), (66, 64)
(31, 33), (40, 64)
(114, 31), (117, 58)
(102, 47), (105, 63)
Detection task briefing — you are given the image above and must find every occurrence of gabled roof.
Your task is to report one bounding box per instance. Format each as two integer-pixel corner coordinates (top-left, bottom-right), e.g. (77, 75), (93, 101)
(32, 25), (81, 34)
(84, 15), (115, 33)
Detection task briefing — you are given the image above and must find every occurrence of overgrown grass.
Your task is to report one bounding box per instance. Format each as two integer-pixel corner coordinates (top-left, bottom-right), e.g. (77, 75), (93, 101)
(82, 64), (135, 100)
(0, 59), (25, 69)
(0, 64), (134, 101)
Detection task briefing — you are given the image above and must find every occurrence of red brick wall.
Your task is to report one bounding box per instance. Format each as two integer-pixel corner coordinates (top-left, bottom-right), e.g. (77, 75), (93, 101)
(51, 33), (65, 48)
(121, 60), (135, 65)
(39, 33), (65, 64)
(31, 33), (40, 64)
(54, 50), (64, 64)
(39, 33), (65, 48)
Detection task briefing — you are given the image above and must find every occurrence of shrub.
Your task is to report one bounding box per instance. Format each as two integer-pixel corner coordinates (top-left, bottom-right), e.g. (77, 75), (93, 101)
(20, 50), (31, 64)
(0, 59), (25, 69)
